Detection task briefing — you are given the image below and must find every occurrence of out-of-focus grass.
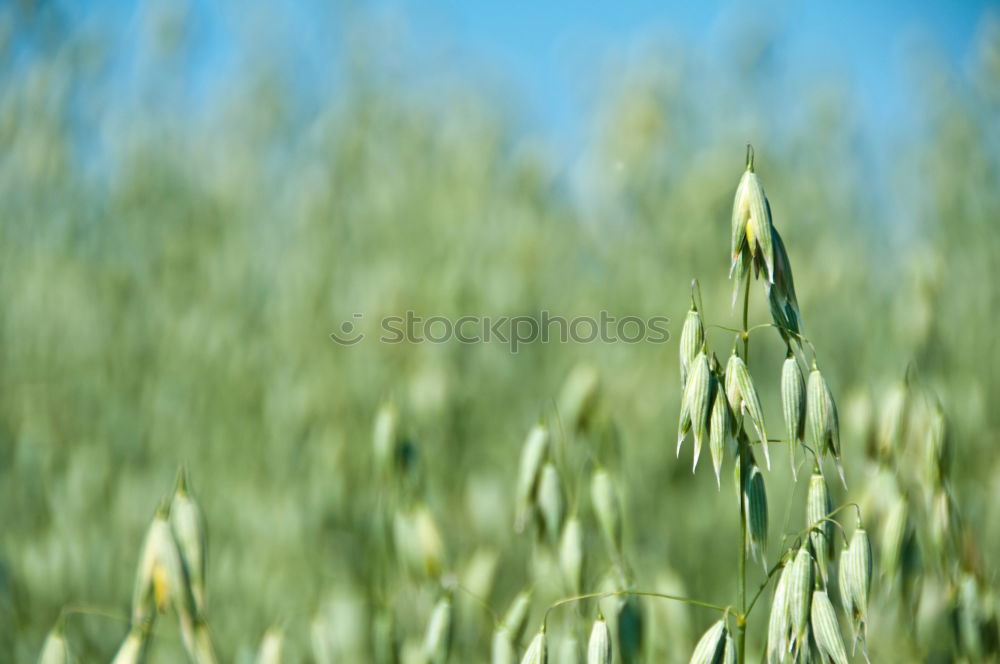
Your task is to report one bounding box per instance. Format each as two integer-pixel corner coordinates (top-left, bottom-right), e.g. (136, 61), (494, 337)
(1, 3), (998, 662)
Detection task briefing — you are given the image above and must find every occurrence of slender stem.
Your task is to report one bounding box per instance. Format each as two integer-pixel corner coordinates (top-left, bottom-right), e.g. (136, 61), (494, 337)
(745, 558), (788, 617)
(737, 273), (751, 664)
(543, 590), (730, 627)
(741, 276), (751, 360)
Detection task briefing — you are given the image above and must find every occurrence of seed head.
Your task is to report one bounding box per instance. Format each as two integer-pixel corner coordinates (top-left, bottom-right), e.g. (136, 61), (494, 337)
(515, 424), (550, 533)
(559, 364), (600, 434)
(743, 458), (769, 569)
(780, 354), (805, 478)
(678, 350), (711, 471)
(373, 400), (400, 478)
(730, 247), (751, 307)
(393, 502), (444, 578)
(807, 364), (844, 486)
(171, 468), (207, 616)
(806, 472), (834, 583)
(726, 352), (769, 468)
(730, 149), (775, 283)
(255, 627), (284, 664)
(110, 625), (149, 664)
(591, 468), (623, 558)
(709, 382), (733, 489)
(133, 505), (191, 625)
(839, 526), (873, 648)
(536, 463), (564, 543)
(559, 515), (584, 595)
(767, 228), (804, 349)
(766, 559), (793, 664)
(811, 590), (848, 664)
(722, 630), (737, 664)
(422, 595), (453, 664)
(876, 381), (908, 462)
(490, 626), (517, 664)
(38, 622), (71, 664)
(587, 616), (611, 664)
(880, 495), (908, 587)
(929, 487), (960, 557)
(680, 306), (704, 389)
(492, 628), (516, 664)
(520, 629), (547, 664)
(500, 590), (533, 642)
(924, 401), (951, 488)
(688, 619), (726, 664)
(788, 547), (814, 654)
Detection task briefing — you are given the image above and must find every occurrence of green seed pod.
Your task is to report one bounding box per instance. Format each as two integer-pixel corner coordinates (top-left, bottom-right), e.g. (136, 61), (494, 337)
(729, 354), (769, 469)
(587, 616), (611, 664)
(688, 619), (726, 664)
(515, 424), (550, 533)
(373, 400), (400, 478)
(501, 590), (533, 642)
(767, 228), (804, 349)
(133, 505), (190, 625)
(767, 559), (793, 664)
(537, 463), (564, 543)
(492, 628), (516, 664)
(255, 627), (284, 664)
(110, 625), (149, 664)
(881, 496), (908, 586)
(837, 537), (855, 623)
(724, 351), (742, 420)
(781, 354), (805, 478)
(558, 364), (600, 435)
(38, 623), (71, 664)
(188, 620), (218, 664)
(956, 572), (986, 659)
(929, 487), (960, 558)
(422, 595), (453, 664)
(729, 248), (751, 306)
(810, 590), (848, 664)
(679, 307), (704, 389)
(806, 472), (834, 583)
(731, 151), (775, 282)
(788, 547), (814, 653)
(393, 502), (445, 579)
(924, 402), (951, 488)
(841, 526), (873, 644)
(807, 364), (844, 486)
(721, 630), (736, 664)
(731, 170), (750, 265)
(679, 350), (711, 471)
(171, 469), (207, 617)
(559, 515), (584, 595)
(744, 459), (769, 569)
(709, 384), (732, 489)
(876, 381), (907, 462)
(520, 629), (548, 664)
(591, 468), (623, 557)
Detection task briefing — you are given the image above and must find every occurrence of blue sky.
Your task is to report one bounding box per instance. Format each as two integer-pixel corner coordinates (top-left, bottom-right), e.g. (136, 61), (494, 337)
(54, 0), (997, 149)
(411, 1), (994, 138)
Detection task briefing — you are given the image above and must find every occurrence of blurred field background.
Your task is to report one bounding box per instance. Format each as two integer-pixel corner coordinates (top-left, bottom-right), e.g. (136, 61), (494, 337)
(1, 0), (999, 661)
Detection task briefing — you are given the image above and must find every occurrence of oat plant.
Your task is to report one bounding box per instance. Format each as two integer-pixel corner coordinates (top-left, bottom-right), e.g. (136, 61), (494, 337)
(672, 146), (872, 663)
(516, 147), (875, 664)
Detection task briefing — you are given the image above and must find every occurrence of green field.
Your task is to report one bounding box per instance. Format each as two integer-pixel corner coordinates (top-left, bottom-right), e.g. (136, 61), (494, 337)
(3, 5), (999, 663)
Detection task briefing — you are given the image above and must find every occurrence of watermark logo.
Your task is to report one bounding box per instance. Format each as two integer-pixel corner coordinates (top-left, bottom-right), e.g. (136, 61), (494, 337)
(329, 312), (365, 346)
(330, 311), (670, 353)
